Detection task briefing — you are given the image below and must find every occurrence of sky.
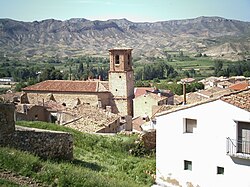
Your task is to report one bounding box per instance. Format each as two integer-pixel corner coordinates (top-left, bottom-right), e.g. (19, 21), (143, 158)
(0, 0), (250, 22)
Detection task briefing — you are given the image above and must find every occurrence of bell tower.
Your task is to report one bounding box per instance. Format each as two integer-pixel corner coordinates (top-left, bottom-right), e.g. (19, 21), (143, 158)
(109, 48), (134, 116)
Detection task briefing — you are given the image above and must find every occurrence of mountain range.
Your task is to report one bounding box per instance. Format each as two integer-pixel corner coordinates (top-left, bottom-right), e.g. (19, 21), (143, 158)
(0, 16), (250, 60)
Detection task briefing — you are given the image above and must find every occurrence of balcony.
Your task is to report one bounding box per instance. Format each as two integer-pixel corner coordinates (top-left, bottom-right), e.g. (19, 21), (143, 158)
(227, 137), (250, 160)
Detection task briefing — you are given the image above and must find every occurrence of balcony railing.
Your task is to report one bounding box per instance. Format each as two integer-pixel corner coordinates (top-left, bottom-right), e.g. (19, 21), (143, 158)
(227, 137), (250, 159)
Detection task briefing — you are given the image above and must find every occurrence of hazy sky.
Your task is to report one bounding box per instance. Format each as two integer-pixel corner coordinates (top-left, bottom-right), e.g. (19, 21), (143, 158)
(0, 0), (250, 22)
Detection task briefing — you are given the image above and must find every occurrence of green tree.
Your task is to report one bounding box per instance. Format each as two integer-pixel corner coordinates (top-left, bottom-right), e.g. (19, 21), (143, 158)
(214, 60), (223, 76)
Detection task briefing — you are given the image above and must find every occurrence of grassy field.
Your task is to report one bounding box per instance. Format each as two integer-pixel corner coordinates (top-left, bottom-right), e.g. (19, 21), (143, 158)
(0, 121), (155, 187)
(167, 58), (215, 78)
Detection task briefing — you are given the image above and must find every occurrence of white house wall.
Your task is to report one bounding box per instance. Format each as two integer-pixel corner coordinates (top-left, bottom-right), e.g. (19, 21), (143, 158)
(156, 100), (250, 187)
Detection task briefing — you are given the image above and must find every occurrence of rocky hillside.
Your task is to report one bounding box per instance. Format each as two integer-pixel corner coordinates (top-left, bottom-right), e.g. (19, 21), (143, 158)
(0, 16), (250, 60)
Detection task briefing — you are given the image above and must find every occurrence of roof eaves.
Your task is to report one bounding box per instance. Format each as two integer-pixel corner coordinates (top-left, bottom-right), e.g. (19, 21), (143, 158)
(156, 98), (218, 117)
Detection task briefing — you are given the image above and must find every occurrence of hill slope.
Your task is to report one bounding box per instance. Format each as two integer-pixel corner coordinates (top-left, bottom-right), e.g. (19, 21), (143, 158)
(0, 16), (250, 59)
(0, 121), (155, 187)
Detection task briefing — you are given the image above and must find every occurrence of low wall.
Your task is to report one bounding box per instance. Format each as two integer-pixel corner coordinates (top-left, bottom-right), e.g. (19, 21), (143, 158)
(1, 126), (73, 160)
(0, 103), (73, 160)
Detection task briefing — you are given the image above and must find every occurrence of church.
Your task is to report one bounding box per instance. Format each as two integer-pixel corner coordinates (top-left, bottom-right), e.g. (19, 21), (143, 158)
(22, 48), (135, 117)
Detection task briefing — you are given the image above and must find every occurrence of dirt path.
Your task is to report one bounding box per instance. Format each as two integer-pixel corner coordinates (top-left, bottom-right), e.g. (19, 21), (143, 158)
(0, 170), (46, 187)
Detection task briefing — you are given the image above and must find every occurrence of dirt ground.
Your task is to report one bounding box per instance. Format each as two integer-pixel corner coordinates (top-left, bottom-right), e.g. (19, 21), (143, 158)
(0, 170), (46, 187)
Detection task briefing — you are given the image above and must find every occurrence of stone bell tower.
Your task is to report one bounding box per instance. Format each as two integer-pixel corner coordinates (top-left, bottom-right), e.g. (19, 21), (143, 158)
(108, 48), (134, 116)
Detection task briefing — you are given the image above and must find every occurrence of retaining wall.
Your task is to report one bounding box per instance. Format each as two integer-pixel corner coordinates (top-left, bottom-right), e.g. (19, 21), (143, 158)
(0, 103), (73, 160)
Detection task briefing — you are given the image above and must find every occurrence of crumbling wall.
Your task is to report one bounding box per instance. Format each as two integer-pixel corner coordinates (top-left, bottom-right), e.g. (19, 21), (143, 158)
(0, 103), (73, 160)
(141, 129), (156, 150)
(7, 126), (73, 160)
(0, 104), (15, 137)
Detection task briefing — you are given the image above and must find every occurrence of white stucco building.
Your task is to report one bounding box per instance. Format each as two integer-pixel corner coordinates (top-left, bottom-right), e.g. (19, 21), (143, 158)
(155, 89), (250, 187)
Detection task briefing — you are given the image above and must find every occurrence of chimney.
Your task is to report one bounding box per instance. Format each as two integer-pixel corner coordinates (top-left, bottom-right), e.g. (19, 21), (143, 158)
(99, 75), (102, 81)
(183, 82), (187, 105)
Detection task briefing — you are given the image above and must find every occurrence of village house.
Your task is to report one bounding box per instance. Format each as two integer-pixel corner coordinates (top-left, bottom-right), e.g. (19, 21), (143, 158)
(132, 87), (173, 132)
(133, 88), (174, 118)
(155, 89), (250, 187)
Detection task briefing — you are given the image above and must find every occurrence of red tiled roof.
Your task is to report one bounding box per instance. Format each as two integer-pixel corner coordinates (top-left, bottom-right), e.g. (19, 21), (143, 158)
(134, 87), (154, 97)
(156, 89), (250, 117)
(229, 82), (249, 91)
(221, 89), (250, 112)
(22, 80), (108, 93)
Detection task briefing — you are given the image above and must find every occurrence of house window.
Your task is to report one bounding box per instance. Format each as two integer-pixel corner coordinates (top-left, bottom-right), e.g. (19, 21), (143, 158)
(119, 76), (121, 78)
(183, 118), (197, 133)
(217, 167), (224, 175)
(115, 55), (120, 64)
(128, 54), (130, 65)
(184, 160), (192, 171)
(237, 121), (250, 154)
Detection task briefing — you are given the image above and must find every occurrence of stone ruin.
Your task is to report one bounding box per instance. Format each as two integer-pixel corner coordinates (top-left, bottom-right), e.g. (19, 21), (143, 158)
(0, 103), (73, 160)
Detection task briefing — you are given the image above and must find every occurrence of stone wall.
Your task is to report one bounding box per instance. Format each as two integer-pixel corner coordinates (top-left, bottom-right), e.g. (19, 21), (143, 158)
(0, 104), (15, 137)
(26, 91), (110, 109)
(3, 126), (73, 160)
(141, 129), (156, 150)
(0, 103), (73, 160)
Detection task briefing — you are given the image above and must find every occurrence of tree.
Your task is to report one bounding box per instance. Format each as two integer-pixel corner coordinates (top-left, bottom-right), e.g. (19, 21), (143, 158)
(214, 60), (223, 76)
(78, 62), (84, 74)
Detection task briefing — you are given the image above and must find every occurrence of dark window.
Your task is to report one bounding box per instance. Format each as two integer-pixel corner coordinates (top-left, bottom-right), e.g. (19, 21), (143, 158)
(119, 76), (121, 78)
(217, 167), (224, 175)
(184, 160), (192, 171)
(62, 103), (66, 106)
(115, 55), (120, 64)
(128, 54), (130, 65)
(183, 118), (197, 133)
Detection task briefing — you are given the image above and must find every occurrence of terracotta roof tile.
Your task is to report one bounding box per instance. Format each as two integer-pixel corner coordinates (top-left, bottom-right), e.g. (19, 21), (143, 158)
(229, 82), (249, 91)
(22, 80), (108, 93)
(156, 89), (250, 117)
(134, 87), (154, 97)
(221, 89), (250, 112)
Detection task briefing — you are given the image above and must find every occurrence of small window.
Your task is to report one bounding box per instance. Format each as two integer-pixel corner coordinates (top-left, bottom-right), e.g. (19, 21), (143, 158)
(217, 167), (224, 175)
(184, 118), (197, 133)
(184, 160), (192, 171)
(115, 89), (118, 91)
(115, 55), (120, 64)
(119, 76), (121, 78)
(128, 54), (130, 65)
